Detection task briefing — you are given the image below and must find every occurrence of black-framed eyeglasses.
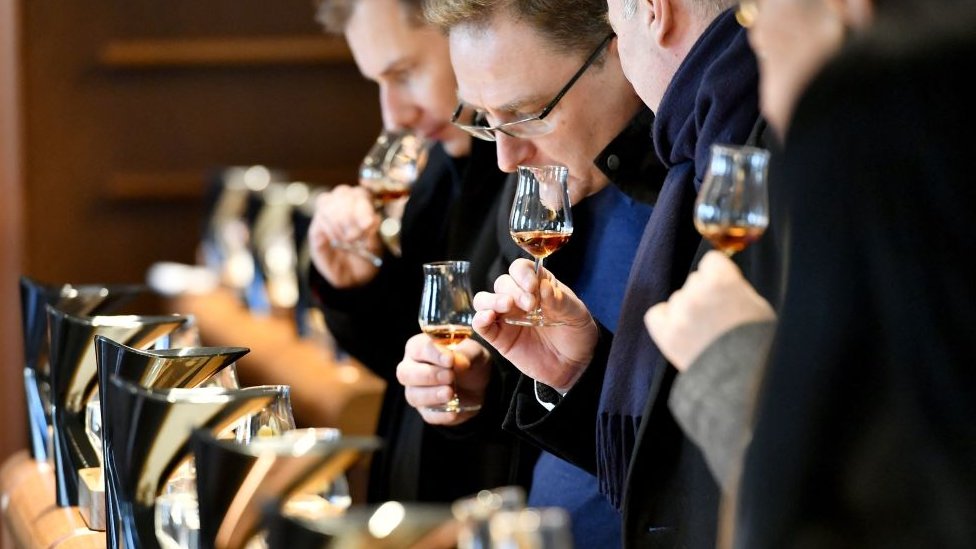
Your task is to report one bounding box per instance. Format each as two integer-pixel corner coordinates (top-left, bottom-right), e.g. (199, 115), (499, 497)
(451, 33), (615, 142)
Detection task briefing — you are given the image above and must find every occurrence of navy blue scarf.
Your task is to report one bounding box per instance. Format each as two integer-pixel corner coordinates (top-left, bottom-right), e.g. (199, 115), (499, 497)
(595, 9), (761, 509)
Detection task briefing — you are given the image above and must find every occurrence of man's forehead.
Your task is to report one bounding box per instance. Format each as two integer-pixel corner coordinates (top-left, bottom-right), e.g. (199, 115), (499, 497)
(449, 24), (565, 112)
(455, 89), (548, 114)
(350, 42), (413, 82)
(347, 28), (408, 77)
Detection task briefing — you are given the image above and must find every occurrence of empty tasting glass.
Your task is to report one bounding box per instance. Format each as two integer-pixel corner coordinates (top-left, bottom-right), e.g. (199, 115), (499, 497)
(489, 507), (573, 549)
(507, 165), (574, 327)
(330, 129), (430, 266)
(452, 486), (527, 549)
(419, 261), (481, 414)
(693, 144), (771, 256)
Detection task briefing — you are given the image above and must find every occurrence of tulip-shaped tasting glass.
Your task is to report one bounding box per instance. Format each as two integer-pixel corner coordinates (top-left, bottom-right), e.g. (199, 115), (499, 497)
(693, 144), (771, 256)
(330, 129), (430, 266)
(506, 165), (573, 327)
(419, 261), (481, 414)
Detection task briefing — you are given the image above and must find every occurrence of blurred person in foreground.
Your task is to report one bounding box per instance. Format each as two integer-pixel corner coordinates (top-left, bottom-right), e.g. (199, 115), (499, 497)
(308, 0), (523, 503)
(643, 0), (976, 545)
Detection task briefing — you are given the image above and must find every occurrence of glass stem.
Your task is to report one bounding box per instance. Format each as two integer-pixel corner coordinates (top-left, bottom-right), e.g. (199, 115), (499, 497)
(532, 257), (544, 319)
(447, 367), (460, 411)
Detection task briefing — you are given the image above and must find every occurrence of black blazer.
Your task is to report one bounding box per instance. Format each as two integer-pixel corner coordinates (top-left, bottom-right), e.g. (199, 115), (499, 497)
(737, 12), (976, 547)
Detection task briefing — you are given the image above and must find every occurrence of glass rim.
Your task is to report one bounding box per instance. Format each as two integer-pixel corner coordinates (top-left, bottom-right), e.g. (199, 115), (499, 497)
(516, 164), (568, 175)
(710, 143), (771, 158)
(516, 165), (570, 188)
(422, 260), (471, 269)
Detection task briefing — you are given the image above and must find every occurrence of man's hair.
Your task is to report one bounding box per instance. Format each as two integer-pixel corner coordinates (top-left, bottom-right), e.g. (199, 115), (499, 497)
(423, 0), (612, 57)
(315, 0), (425, 34)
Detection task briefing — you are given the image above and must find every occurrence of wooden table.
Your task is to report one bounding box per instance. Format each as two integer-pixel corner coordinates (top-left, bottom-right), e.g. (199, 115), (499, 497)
(0, 451), (104, 549)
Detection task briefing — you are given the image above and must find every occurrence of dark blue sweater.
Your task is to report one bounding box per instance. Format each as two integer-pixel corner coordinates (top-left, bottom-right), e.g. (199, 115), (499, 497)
(529, 182), (652, 547)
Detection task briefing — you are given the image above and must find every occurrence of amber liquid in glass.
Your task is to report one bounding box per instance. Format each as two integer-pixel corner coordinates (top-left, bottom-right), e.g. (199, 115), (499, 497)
(510, 230), (573, 259)
(422, 324), (473, 350)
(695, 222), (764, 255)
(369, 184), (411, 204)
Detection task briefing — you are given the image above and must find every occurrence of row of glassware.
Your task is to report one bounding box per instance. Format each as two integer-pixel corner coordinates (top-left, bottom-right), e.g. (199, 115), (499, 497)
(19, 276), (365, 547)
(17, 274), (570, 548)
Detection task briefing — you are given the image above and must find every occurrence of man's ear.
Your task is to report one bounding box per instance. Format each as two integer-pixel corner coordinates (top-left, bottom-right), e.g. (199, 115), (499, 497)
(649, 0), (674, 47)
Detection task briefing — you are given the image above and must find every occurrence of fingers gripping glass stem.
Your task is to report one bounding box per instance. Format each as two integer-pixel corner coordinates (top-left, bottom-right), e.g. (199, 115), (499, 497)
(506, 165), (574, 327)
(419, 261), (482, 413)
(329, 239), (384, 267)
(331, 129), (429, 266)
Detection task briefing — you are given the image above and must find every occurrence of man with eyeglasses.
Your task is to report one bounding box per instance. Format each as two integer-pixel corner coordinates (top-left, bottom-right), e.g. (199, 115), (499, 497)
(449, 32), (615, 144)
(394, 0), (666, 545)
(401, 0), (761, 547)
(308, 0), (528, 505)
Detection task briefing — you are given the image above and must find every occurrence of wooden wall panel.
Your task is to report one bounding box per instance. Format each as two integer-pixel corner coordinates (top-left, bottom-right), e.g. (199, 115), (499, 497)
(0, 0), (27, 467)
(20, 0), (380, 285)
(0, 0), (380, 466)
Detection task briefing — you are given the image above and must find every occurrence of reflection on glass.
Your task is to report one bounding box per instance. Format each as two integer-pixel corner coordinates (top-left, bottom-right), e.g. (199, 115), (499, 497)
(233, 386), (296, 444)
(155, 463), (201, 549)
(48, 307), (189, 507)
(19, 276), (145, 462)
(103, 377), (285, 549)
(85, 395), (103, 463)
(192, 427), (378, 549)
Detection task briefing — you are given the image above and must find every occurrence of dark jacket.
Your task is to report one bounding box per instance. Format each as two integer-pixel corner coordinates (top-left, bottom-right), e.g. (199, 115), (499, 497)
(737, 11), (976, 547)
(310, 138), (531, 502)
(503, 9), (761, 548)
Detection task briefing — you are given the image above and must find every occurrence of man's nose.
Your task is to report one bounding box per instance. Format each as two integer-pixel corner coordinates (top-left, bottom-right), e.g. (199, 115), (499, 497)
(379, 86), (420, 130)
(495, 132), (536, 173)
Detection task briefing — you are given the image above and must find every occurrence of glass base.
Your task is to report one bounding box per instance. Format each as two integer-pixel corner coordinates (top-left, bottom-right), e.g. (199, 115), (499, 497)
(424, 400), (482, 414)
(503, 315), (565, 327)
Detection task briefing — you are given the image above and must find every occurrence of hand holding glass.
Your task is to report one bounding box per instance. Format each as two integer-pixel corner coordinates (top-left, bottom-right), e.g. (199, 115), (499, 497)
(507, 165), (573, 327)
(331, 129), (430, 266)
(693, 144), (771, 256)
(419, 261), (481, 413)
(359, 129), (429, 202)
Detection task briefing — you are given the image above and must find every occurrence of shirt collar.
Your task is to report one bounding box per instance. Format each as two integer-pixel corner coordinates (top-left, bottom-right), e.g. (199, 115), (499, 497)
(593, 107), (664, 204)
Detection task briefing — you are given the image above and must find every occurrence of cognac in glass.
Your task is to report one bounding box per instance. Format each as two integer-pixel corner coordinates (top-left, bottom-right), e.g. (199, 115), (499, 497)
(693, 144), (771, 256)
(419, 260), (481, 413)
(506, 165), (573, 327)
(331, 129), (430, 265)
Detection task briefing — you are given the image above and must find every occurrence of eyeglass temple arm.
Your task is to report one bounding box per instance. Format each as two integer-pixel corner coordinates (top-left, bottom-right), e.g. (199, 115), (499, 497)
(537, 33), (616, 120)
